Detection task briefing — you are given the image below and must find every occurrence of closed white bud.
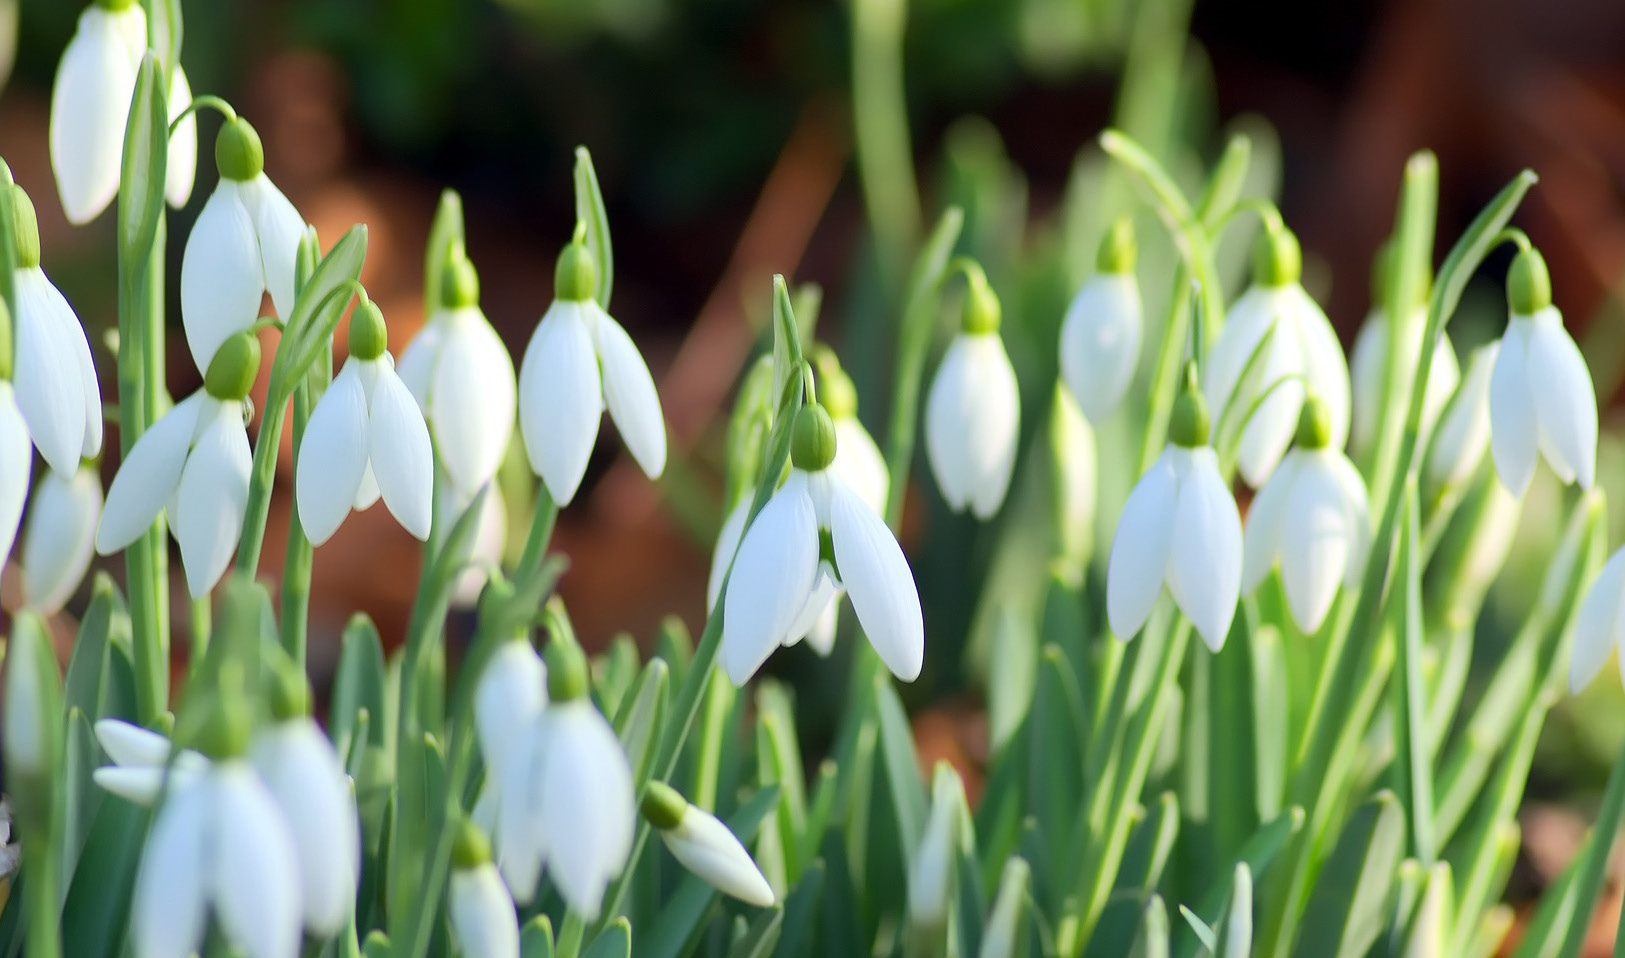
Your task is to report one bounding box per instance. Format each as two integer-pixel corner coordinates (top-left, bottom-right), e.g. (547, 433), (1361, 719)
(653, 799), (775, 907)
(20, 464), (102, 612)
(450, 862), (519, 958)
(1424, 343), (1497, 500)
(1348, 308), (1459, 459)
(925, 332), (1020, 519)
(1059, 272), (1142, 422)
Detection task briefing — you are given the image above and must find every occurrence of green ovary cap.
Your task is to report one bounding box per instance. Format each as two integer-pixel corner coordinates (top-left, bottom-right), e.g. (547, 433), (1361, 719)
(215, 117), (265, 182)
(791, 403), (837, 471)
(961, 268), (1001, 335)
(1253, 227), (1302, 288)
(1295, 396), (1333, 449)
(205, 332), (262, 400)
(95, 0), (138, 10)
(640, 781), (689, 831)
(1097, 218), (1137, 274)
(11, 185), (40, 268)
(452, 817), (492, 869)
(268, 662), (312, 722)
(1168, 362), (1210, 448)
(1508, 246), (1552, 314)
(554, 242), (598, 303)
(811, 347), (858, 420)
(544, 639), (590, 702)
(348, 297), (388, 360)
(194, 694), (252, 760)
(440, 246), (481, 309)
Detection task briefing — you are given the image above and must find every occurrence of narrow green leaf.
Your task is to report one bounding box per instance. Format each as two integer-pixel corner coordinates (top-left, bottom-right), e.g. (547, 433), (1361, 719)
(773, 863), (825, 958)
(1292, 791), (1406, 958)
(361, 931), (393, 958)
(573, 146), (614, 309)
(424, 189), (464, 313)
(275, 226), (369, 400)
(756, 683), (808, 885)
(520, 914), (555, 958)
(1177, 807), (1304, 958)
(1089, 794), (1179, 958)
(60, 796), (150, 958)
(874, 675), (928, 860)
(1389, 484), (1436, 864)
(612, 658), (669, 785)
(1130, 895), (1171, 958)
(332, 614), (387, 755)
(581, 919), (631, 958)
(726, 905), (784, 958)
(1213, 864), (1253, 958)
(63, 574), (124, 721)
(116, 54), (168, 269)
(1401, 863), (1452, 958)
(59, 708), (100, 891)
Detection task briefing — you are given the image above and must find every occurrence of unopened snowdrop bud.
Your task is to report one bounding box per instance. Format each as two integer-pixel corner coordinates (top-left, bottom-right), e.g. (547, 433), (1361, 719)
(1108, 366), (1243, 649)
(908, 763), (970, 929)
(398, 244), (517, 497)
(519, 239), (667, 505)
(180, 116), (304, 372)
(721, 403), (924, 684)
(20, 464), (102, 612)
(1488, 245), (1597, 496)
(1242, 396), (1371, 634)
(643, 780), (775, 906)
(97, 332), (258, 598)
(48, 0), (143, 224)
(295, 296), (434, 545)
(1424, 343), (1497, 501)
(449, 819), (519, 958)
(1205, 226), (1350, 487)
(926, 263), (1020, 519)
(10, 185), (103, 475)
(1060, 218), (1143, 422)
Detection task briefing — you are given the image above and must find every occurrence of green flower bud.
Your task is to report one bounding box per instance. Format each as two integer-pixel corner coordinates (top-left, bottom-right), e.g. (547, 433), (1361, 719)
(1508, 246), (1552, 315)
(11, 185), (40, 269)
(1252, 227), (1302, 288)
(451, 816), (493, 869)
(811, 346), (858, 420)
(544, 639), (590, 703)
(1096, 218), (1137, 275)
(554, 242), (597, 303)
(1168, 363), (1210, 448)
(348, 297), (388, 360)
(204, 332), (262, 401)
(1294, 395), (1333, 449)
(960, 266), (1001, 335)
(640, 780), (689, 831)
(440, 245), (481, 310)
(790, 403), (837, 472)
(215, 117), (266, 182)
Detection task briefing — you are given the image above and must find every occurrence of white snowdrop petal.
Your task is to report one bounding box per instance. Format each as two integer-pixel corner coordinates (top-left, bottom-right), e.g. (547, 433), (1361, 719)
(1426, 343), (1497, 495)
(93, 766), (170, 806)
(475, 641), (548, 786)
(518, 302), (602, 505)
(590, 304), (667, 480)
(171, 401), (252, 599)
(368, 364), (435, 540)
(1524, 309), (1598, 490)
(1571, 548), (1625, 693)
(804, 597), (840, 657)
(1167, 448), (1242, 650)
(94, 718), (173, 768)
(495, 727), (547, 903)
(164, 65), (198, 208)
(540, 703), (634, 918)
(131, 776), (211, 958)
(1241, 453), (1298, 594)
(969, 336), (1021, 519)
(1235, 305), (1305, 488)
(1292, 287), (1352, 449)
(239, 175), (304, 320)
(1059, 273), (1142, 422)
(706, 499), (751, 612)
(1278, 453), (1354, 635)
(0, 387), (29, 571)
(180, 182), (264, 372)
(211, 764), (302, 958)
(780, 561), (839, 649)
(96, 393), (203, 553)
(354, 464), (381, 511)
(396, 322), (442, 410)
(66, 305), (103, 460)
(12, 270), (88, 475)
(251, 721), (360, 935)
(830, 479), (924, 682)
(662, 807), (776, 906)
(451, 864), (519, 958)
(1203, 287), (1276, 426)
(832, 418), (890, 516)
(924, 337), (976, 511)
(296, 363), (370, 546)
(1106, 451), (1178, 640)
(49, 8), (137, 225)
(720, 475), (820, 686)
(433, 309), (517, 495)
(1488, 323), (1538, 496)
(1326, 452), (1372, 588)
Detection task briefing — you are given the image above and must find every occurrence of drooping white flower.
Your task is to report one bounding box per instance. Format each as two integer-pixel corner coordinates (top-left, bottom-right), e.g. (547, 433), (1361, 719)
(20, 464), (102, 612)
(495, 643), (634, 918)
(721, 403), (924, 685)
(10, 185), (103, 476)
(1060, 219), (1142, 423)
(0, 383), (29, 573)
(1349, 308), (1459, 459)
(398, 246), (516, 497)
(179, 116), (303, 373)
(1107, 374), (1242, 650)
(450, 856), (519, 958)
(519, 240), (666, 505)
(49, 1), (197, 224)
(95, 333), (259, 599)
(474, 639), (547, 792)
(1203, 228), (1350, 487)
(1241, 397), (1371, 635)
(908, 763), (970, 929)
(1423, 343), (1497, 501)
(90, 718), (209, 805)
(1488, 247), (1596, 497)
(296, 299), (433, 545)
(131, 760), (302, 958)
(1570, 546), (1625, 693)
(925, 269), (1020, 519)
(641, 781), (774, 907)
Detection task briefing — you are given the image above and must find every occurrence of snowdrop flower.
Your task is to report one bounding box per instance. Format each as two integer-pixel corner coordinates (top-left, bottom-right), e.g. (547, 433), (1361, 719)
(908, 763), (971, 929)
(721, 403), (925, 684)
(49, 0), (199, 224)
(1349, 311), (1459, 460)
(495, 641), (634, 917)
(519, 239), (666, 505)
(91, 718), (209, 805)
(0, 308), (28, 572)
(10, 184), (103, 476)
(925, 262), (1019, 519)
(1570, 546), (1625, 692)
(131, 706), (301, 958)
(1204, 227), (1350, 487)
(473, 639), (547, 792)
(1059, 219), (1142, 422)
(95, 332), (258, 598)
(19, 465), (102, 612)
(179, 116), (303, 372)
(295, 297), (433, 545)
(398, 245), (516, 497)
(1423, 343), (1497, 502)
(449, 821), (519, 958)
(1241, 397), (1371, 634)
(1488, 246), (1596, 497)
(1107, 368), (1243, 650)
(641, 781), (774, 907)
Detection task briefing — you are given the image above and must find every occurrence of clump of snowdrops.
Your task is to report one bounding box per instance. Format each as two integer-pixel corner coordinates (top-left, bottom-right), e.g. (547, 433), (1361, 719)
(3, 2), (1625, 958)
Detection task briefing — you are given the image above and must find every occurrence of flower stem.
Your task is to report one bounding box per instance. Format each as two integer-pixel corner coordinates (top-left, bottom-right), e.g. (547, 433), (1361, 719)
(850, 0), (920, 286)
(21, 832), (59, 958)
(278, 372), (319, 666)
(234, 393), (289, 576)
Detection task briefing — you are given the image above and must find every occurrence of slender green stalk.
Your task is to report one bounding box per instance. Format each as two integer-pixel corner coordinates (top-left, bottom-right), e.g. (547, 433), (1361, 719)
(279, 375), (317, 666)
(234, 396), (290, 576)
(555, 913), (586, 958)
(21, 834), (59, 958)
(851, 0), (920, 283)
